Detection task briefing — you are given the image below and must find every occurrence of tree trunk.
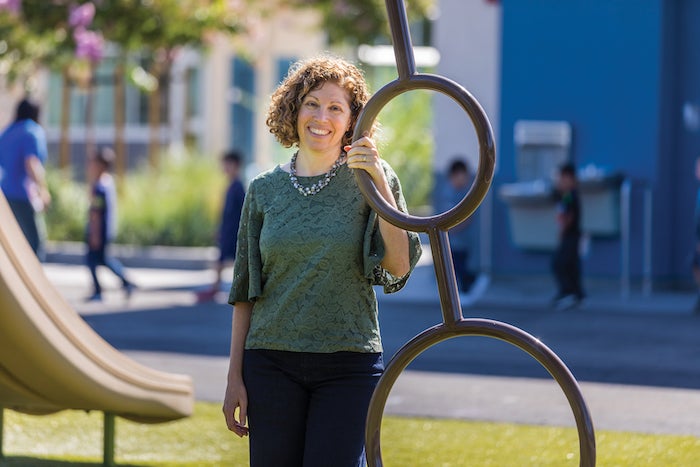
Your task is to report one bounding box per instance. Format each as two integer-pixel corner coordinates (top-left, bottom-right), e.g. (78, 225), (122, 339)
(147, 61), (164, 168)
(84, 61), (97, 165)
(59, 68), (71, 170)
(114, 56), (127, 178)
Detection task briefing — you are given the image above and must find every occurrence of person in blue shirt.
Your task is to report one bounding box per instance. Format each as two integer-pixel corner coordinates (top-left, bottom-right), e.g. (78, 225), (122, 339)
(435, 158), (477, 293)
(0, 98), (51, 258)
(85, 146), (134, 302)
(197, 150), (246, 302)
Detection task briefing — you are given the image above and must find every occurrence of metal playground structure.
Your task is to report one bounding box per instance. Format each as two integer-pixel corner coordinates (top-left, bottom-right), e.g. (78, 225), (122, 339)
(353, 1), (597, 465)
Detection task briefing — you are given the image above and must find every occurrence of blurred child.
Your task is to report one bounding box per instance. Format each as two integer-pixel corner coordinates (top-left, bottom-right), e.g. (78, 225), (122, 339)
(551, 163), (585, 310)
(197, 150), (245, 302)
(85, 147), (134, 302)
(438, 158), (476, 293)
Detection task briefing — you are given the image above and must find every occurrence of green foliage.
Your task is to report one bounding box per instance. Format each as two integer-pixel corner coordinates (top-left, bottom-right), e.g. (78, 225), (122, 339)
(45, 153), (225, 247)
(377, 87), (434, 211)
(45, 169), (89, 242)
(0, 7), (72, 84)
(115, 154), (225, 247)
(1, 0), (247, 85)
(293, 0), (436, 45)
(94, 0), (244, 55)
(3, 403), (700, 466)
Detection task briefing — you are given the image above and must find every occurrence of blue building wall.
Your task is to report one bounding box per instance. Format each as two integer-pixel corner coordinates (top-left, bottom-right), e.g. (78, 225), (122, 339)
(495, 0), (699, 284)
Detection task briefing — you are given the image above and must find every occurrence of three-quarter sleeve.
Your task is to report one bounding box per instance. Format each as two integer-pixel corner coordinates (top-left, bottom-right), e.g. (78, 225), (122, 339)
(228, 180), (263, 304)
(363, 161), (422, 294)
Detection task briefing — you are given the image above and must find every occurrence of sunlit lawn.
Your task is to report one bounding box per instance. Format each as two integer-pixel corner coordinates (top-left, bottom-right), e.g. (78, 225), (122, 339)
(1, 402), (699, 466)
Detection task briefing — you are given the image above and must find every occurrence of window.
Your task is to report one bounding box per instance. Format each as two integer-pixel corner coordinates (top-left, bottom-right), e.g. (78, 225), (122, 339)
(46, 55), (169, 128)
(229, 56), (255, 162)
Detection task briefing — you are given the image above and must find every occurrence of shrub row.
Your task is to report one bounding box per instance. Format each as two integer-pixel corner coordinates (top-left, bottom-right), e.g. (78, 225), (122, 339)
(46, 154), (225, 247)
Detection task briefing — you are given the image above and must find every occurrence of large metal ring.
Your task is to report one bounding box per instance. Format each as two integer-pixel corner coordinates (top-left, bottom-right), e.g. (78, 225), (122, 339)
(352, 74), (496, 232)
(365, 319), (596, 467)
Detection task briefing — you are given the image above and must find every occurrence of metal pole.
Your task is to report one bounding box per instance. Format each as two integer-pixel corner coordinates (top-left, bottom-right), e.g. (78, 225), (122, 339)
(620, 179), (631, 299)
(428, 228), (463, 326)
(0, 408), (4, 460)
(104, 412), (116, 466)
(360, 1), (595, 465)
(642, 186), (653, 296)
(385, 0), (416, 79)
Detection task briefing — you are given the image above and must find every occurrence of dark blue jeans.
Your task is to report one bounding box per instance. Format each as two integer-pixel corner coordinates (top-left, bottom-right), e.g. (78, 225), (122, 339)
(86, 245), (129, 294)
(243, 349), (384, 467)
(451, 249), (475, 292)
(8, 199), (44, 260)
(552, 233), (584, 299)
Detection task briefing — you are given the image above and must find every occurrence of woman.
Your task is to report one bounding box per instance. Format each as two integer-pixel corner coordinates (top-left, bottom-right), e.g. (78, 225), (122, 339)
(222, 55), (422, 466)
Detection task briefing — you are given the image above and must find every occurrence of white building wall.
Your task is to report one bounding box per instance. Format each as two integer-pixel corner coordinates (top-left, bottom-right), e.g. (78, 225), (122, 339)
(0, 76), (47, 129)
(201, 7), (325, 172)
(433, 0), (502, 273)
(433, 0), (501, 173)
(200, 35), (233, 158)
(250, 7), (325, 171)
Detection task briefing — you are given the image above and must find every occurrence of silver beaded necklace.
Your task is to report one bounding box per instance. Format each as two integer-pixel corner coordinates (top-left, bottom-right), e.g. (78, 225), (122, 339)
(289, 151), (345, 196)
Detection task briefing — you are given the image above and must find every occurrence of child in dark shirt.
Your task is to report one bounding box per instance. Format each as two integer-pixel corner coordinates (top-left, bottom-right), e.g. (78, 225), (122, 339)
(85, 147), (134, 302)
(197, 150), (245, 302)
(551, 163), (585, 309)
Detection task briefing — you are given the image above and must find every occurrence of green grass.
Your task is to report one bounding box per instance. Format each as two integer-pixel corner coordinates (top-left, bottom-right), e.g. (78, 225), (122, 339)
(2, 402), (699, 466)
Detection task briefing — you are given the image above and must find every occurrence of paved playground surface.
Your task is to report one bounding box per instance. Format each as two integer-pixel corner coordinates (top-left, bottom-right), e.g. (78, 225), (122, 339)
(43, 245), (700, 437)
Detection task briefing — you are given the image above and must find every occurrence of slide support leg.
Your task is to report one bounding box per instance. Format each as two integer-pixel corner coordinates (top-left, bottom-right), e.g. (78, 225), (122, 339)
(103, 412), (116, 466)
(0, 408), (4, 460)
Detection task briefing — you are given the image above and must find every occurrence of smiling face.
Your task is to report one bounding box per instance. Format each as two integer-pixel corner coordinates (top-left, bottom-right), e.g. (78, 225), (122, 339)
(296, 81), (352, 159)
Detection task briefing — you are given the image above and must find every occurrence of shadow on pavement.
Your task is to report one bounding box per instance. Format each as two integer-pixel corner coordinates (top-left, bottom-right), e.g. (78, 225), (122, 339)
(80, 294), (700, 391)
(82, 302), (231, 357)
(378, 300), (700, 391)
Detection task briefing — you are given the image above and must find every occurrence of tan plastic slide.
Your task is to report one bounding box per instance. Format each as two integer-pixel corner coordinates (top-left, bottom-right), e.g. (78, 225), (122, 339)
(0, 191), (193, 424)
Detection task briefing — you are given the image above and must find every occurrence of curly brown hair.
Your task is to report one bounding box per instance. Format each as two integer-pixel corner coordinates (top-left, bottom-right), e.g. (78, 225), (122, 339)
(266, 55), (373, 148)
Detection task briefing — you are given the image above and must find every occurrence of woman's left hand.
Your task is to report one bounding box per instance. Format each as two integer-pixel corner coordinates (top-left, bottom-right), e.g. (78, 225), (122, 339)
(344, 133), (385, 184)
(346, 133), (411, 277)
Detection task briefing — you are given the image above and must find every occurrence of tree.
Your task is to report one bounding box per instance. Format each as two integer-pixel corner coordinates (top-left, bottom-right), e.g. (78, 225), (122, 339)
(92, 0), (246, 168)
(0, 0), (244, 170)
(1, 0), (435, 172)
(295, 0), (435, 45)
(1, 1), (106, 169)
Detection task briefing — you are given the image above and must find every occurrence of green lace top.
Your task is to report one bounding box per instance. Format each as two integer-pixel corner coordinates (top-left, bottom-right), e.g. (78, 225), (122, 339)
(228, 160), (422, 353)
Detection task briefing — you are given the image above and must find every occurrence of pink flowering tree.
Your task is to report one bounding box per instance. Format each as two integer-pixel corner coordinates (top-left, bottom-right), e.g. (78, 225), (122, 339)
(0, 0), (20, 15)
(0, 0), (106, 167)
(68, 2), (104, 159)
(100, 0), (244, 167)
